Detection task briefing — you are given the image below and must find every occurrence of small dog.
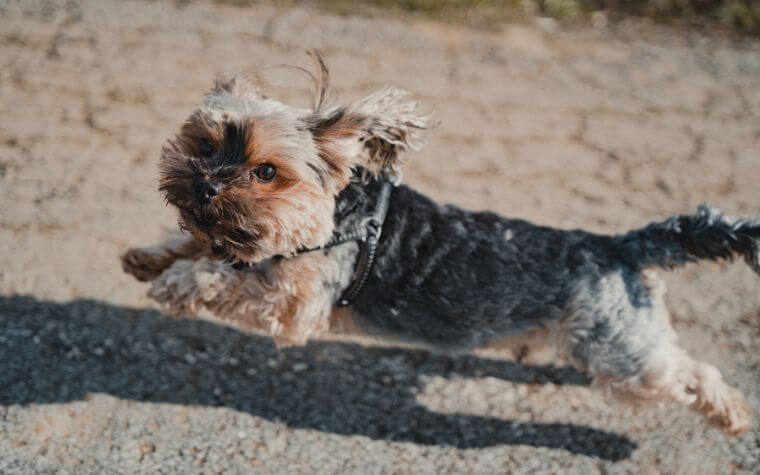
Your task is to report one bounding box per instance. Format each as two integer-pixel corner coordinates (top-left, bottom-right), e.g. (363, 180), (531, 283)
(123, 52), (758, 436)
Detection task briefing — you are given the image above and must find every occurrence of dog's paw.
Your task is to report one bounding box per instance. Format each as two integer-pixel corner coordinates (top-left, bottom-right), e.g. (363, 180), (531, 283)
(706, 387), (753, 437)
(147, 258), (235, 316)
(689, 363), (754, 437)
(121, 247), (172, 282)
(146, 259), (199, 314)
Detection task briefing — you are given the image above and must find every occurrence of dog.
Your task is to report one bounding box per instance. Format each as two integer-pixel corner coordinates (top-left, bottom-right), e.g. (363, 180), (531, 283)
(122, 51), (758, 437)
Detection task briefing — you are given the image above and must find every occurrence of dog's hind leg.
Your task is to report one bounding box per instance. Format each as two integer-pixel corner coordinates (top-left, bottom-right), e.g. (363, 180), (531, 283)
(563, 270), (752, 436)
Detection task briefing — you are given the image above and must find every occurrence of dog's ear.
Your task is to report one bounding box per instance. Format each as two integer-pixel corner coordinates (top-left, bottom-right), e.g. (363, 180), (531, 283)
(211, 75), (265, 101)
(305, 88), (431, 181)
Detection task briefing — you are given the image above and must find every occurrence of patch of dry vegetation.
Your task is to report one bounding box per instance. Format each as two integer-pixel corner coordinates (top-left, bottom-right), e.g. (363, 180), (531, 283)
(212, 0), (760, 36)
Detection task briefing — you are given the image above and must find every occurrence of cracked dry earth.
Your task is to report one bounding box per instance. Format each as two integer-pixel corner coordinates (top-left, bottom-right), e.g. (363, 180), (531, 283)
(1, 0), (760, 473)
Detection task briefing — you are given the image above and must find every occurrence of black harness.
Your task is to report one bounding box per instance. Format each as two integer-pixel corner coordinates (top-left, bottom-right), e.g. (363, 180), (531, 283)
(227, 180), (393, 307)
(300, 180), (393, 306)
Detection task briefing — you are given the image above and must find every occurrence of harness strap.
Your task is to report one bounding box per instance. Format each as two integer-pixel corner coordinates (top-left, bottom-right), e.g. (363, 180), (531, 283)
(224, 180), (394, 306)
(297, 180), (393, 307)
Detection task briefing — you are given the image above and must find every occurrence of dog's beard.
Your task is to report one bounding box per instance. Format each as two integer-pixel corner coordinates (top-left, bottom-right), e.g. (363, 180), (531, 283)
(173, 203), (260, 264)
(176, 206), (260, 260)
(160, 152), (262, 261)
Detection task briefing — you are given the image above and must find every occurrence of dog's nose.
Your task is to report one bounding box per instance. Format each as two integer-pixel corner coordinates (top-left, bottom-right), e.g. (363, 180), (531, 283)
(194, 179), (222, 203)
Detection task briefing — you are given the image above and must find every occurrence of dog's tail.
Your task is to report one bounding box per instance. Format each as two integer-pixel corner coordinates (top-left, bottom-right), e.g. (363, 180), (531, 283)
(614, 204), (760, 275)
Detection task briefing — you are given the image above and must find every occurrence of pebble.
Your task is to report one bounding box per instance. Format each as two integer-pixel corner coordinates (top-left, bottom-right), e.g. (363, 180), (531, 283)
(139, 442), (156, 459)
(292, 362), (308, 372)
(266, 435), (288, 455)
(535, 16), (559, 34)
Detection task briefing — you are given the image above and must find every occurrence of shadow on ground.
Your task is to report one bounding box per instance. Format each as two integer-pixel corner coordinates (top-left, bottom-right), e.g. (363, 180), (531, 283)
(0, 295), (636, 461)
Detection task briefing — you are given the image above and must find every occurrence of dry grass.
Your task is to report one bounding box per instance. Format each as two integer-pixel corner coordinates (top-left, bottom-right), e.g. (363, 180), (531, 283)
(212, 0), (760, 35)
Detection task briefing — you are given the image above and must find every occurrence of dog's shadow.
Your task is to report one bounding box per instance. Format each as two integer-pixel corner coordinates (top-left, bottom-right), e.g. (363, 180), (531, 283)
(0, 295), (635, 461)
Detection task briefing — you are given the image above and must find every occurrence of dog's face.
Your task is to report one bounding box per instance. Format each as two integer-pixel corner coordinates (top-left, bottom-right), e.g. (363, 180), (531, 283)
(158, 56), (428, 263)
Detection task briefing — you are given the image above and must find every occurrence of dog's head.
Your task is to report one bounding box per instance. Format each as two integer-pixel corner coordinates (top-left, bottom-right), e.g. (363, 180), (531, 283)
(159, 51), (429, 263)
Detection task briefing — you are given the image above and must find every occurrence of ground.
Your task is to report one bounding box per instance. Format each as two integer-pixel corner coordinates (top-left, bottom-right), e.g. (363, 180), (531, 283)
(1, 0), (759, 473)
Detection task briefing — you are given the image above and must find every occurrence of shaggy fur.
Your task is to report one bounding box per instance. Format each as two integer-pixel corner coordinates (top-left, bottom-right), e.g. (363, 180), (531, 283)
(122, 51), (757, 437)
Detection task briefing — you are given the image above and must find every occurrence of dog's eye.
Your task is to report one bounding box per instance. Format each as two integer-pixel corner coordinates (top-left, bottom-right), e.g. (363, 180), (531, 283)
(199, 139), (215, 158)
(252, 164), (277, 182)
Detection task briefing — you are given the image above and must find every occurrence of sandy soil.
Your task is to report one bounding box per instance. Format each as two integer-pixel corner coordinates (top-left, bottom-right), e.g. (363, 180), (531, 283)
(1, 0), (759, 473)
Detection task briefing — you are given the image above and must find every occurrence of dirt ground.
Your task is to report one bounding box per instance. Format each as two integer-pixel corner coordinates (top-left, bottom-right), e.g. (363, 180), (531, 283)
(1, 0), (760, 473)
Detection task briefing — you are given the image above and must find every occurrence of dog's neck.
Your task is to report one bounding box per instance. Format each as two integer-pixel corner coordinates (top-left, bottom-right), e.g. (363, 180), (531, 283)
(325, 169), (393, 306)
(332, 168), (389, 234)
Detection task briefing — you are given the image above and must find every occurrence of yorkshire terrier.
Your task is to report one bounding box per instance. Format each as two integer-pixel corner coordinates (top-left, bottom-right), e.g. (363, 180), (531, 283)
(122, 51), (758, 436)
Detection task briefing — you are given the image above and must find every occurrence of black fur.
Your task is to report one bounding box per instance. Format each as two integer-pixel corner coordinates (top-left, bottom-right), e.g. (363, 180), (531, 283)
(615, 204), (760, 275)
(334, 176), (759, 351)
(216, 122), (249, 168)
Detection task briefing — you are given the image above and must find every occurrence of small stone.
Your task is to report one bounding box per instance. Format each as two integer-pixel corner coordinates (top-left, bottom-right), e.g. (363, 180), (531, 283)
(266, 434), (287, 454)
(139, 442), (155, 459)
(281, 372), (295, 381)
(591, 11), (607, 29)
(121, 440), (141, 461)
(535, 16), (559, 34)
(292, 362), (308, 372)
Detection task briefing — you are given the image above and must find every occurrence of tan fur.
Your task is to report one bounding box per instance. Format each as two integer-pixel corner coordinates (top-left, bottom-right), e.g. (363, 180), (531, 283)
(328, 306), (367, 336)
(154, 53), (428, 266)
(125, 52), (429, 343)
(213, 74), (265, 101)
(121, 234), (211, 282)
(141, 240), (357, 347)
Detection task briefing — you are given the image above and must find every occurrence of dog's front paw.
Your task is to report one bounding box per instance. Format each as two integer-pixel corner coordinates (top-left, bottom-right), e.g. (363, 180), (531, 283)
(147, 259), (202, 314)
(147, 258), (236, 316)
(121, 247), (172, 282)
